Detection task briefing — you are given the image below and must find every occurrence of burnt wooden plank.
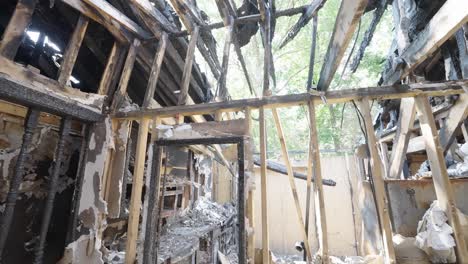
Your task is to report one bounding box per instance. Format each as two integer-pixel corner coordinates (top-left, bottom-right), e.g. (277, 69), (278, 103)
(57, 15), (89, 87)
(317, 0), (368, 91)
(0, 0), (37, 59)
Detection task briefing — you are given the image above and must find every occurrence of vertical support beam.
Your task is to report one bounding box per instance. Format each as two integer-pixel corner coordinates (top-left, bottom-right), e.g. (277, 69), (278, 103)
(237, 140), (246, 264)
(142, 33), (168, 108)
(317, 0), (368, 91)
(0, 0), (37, 59)
(462, 122), (468, 142)
(415, 95), (468, 262)
(271, 108), (313, 261)
(98, 42), (124, 95)
(380, 142), (390, 178)
(388, 98), (416, 179)
(57, 15), (89, 87)
(245, 108), (255, 262)
(356, 99), (396, 264)
(259, 106), (270, 264)
(306, 101), (329, 263)
(125, 118), (150, 264)
(260, 1), (272, 96)
(178, 26), (200, 106)
(154, 150), (168, 263)
(66, 124), (93, 244)
(455, 26), (468, 79)
(143, 140), (162, 264)
(0, 109), (40, 260)
(111, 39), (140, 111)
(34, 117), (71, 264)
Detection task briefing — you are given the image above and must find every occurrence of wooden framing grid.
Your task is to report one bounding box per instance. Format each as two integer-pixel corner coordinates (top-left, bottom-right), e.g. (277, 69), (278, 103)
(0, 0), (467, 263)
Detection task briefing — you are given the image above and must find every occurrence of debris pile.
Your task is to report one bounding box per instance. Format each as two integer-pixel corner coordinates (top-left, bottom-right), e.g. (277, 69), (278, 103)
(329, 255), (383, 264)
(158, 197), (236, 263)
(416, 142), (468, 179)
(415, 201), (456, 263)
(393, 234), (429, 263)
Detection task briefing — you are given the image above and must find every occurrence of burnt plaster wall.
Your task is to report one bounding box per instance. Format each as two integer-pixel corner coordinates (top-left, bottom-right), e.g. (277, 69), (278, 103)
(60, 118), (112, 264)
(0, 116), (81, 263)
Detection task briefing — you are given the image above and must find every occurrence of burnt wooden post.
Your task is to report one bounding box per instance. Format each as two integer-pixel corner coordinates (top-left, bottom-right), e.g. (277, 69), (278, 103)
(0, 109), (40, 260)
(66, 123), (94, 244)
(143, 144), (163, 264)
(237, 140), (246, 264)
(0, 0), (38, 59)
(154, 149), (168, 263)
(34, 117), (72, 264)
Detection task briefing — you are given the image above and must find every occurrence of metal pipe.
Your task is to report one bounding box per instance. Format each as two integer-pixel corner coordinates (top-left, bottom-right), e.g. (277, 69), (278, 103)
(33, 117), (72, 264)
(0, 109), (40, 260)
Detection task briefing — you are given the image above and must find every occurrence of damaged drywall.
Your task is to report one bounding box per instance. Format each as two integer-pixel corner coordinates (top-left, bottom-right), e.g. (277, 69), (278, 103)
(106, 120), (132, 218)
(66, 117), (114, 263)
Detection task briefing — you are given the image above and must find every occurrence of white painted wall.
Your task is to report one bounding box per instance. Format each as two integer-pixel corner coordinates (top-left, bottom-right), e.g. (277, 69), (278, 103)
(252, 155), (360, 257)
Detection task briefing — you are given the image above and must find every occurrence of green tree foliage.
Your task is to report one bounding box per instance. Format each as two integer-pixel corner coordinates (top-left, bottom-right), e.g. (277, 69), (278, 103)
(196, 0), (393, 157)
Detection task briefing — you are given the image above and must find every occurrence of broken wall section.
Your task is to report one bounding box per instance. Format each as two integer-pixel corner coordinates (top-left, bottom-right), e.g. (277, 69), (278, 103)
(0, 110), (82, 263)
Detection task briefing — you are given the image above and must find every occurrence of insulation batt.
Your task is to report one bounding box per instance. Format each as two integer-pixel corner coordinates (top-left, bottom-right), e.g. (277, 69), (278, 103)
(415, 201), (456, 263)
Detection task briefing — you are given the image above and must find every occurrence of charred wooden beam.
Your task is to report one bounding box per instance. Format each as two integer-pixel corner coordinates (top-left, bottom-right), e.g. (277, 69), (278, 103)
(125, 1), (208, 102)
(0, 57), (103, 122)
(33, 117), (72, 264)
(306, 15), (318, 90)
(57, 15), (89, 87)
(65, 124), (93, 244)
(61, 0), (131, 43)
(220, 0), (256, 96)
(317, 0), (368, 91)
(173, 5), (309, 37)
(0, 109), (40, 261)
(455, 26), (468, 78)
(278, 0), (326, 49)
(383, 0), (468, 85)
(237, 140), (247, 264)
(258, 0), (273, 95)
(114, 80), (467, 119)
(356, 99), (396, 263)
(388, 98), (416, 179)
(98, 42), (126, 96)
(0, 0), (38, 59)
(142, 33), (168, 108)
(82, 0), (151, 39)
(252, 157), (336, 186)
(178, 26), (200, 105)
(217, 20), (234, 100)
(111, 39), (140, 111)
(349, 0), (386, 72)
(143, 145), (162, 264)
